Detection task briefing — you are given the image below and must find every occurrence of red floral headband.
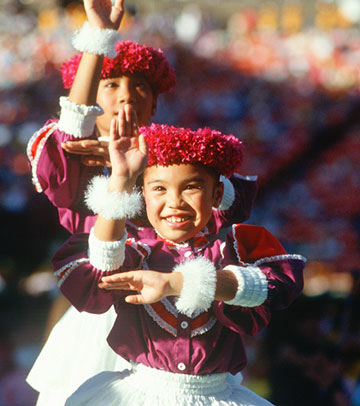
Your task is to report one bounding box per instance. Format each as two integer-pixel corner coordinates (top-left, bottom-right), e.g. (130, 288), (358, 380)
(61, 40), (176, 96)
(140, 123), (243, 178)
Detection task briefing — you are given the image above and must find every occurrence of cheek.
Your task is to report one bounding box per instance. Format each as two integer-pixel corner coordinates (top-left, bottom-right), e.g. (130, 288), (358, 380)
(188, 194), (212, 215)
(143, 195), (159, 217)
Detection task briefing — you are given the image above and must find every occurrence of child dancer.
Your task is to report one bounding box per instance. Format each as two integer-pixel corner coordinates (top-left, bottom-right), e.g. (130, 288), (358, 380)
(26, 1), (257, 404)
(52, 114), (306, 406)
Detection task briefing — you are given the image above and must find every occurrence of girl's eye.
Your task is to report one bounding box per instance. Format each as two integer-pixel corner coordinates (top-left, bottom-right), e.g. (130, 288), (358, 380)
(105, 82), (117, 88)
(185, 184), (199, 190)
(136, 82), (148, 91)
(153, 186), (165, 192)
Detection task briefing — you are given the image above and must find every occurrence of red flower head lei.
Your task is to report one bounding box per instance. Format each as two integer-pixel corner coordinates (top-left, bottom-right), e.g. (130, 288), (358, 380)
(61, 40), (176, 96)
(140, 123), (243, 178)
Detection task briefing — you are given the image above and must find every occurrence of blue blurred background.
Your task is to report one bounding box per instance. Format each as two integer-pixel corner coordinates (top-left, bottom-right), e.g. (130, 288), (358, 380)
(0, 0), (359, 404)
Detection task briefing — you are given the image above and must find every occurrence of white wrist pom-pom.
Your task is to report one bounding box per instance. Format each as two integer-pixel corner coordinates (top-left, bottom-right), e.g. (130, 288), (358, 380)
(85, 176), (143, 220)
(88, 227), (127, 271)
(174, 257), (217, 317)
(72, 22), (121, 58)
(224, 265), (268, 307)
(215, 176), (235, 211)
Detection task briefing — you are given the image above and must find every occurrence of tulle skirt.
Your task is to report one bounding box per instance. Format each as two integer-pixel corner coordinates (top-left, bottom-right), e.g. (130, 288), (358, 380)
(65, 362), (274, 406)
(26, 306), (130, 406)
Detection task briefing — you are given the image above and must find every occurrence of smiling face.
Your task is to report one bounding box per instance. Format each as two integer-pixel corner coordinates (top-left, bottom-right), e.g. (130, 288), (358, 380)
(95, 73), (157, 137)
(142, 164), (224, 243)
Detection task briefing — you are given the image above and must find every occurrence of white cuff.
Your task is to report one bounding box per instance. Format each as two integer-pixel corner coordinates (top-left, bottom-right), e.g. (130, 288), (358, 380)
(174, 257), (217, 317)
(224, 265), (268, 307)
(58, 97), (103, 138)
(85, 176), (143, 220)
(215, 176), (235, 211)
(72, 22), (121, 58)
(88, 227), (127, 271)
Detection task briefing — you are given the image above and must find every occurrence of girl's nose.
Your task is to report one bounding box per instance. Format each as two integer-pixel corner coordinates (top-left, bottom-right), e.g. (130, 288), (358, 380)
(167, 191), (184, 208)
(119, 92), (136, 105)
(118, 84), (136, 105)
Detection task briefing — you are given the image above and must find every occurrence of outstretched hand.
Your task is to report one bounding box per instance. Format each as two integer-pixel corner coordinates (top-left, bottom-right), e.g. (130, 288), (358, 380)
(84, 0), (125, 31)
(62, 139), (111, 167)
(99, 270), (183, 304)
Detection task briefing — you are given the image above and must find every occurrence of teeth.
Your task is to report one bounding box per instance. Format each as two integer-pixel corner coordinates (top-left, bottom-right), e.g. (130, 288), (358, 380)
(167, 216), (187, 223)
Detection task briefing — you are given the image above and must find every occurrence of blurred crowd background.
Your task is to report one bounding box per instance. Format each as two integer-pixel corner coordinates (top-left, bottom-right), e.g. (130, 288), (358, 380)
(0, 0), (359, 405)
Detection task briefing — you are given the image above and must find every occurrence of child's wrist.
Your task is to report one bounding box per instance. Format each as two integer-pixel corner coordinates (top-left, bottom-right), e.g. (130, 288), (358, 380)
(166, 272), (183, 297)
(108, 175), (136, 194)
(72, 22), (121, 58)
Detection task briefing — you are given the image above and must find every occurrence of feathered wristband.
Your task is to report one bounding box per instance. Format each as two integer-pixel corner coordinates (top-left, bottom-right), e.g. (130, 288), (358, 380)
(173, 257), (217, 317)
(72, 22), (121, 58)
(85, 175), (143, 220)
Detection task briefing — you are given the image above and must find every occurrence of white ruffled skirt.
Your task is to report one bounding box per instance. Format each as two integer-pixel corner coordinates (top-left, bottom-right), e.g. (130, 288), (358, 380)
(26, 306), (130, 406)
(65, 362), (274, 406)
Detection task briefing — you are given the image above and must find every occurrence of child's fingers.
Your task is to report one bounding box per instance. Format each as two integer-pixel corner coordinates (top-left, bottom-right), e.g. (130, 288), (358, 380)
(138, 133), (148, 156)
(110, 116), (118, 141)
(82, 157), (105, 166)
(113, 0), (124, 10)
(125, 294), (144, 305)
(101, 271), (136, 283)
(112, 0), (125, 15)
(117, 107), (127, 138)
(62, 141), (100, 154)
(131, 108), (139, 137)
(124, 104), (133, 137)
(111, 0), (125, 29)
(99, 281), (132, 290)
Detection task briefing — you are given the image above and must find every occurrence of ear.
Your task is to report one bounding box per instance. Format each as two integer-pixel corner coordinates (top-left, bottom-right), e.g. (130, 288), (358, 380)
(151, 98), (158, 116)
(212, 181), (224, 209)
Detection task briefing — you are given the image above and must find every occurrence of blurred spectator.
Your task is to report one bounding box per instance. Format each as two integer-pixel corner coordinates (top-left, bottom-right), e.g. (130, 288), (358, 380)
(265, 296), (352, 406)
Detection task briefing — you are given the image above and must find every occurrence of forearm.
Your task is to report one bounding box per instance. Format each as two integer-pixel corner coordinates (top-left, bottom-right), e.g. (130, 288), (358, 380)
(68, 53), (104, 106)
(94, 215), (126, 242)
(215, 269), (238, 301)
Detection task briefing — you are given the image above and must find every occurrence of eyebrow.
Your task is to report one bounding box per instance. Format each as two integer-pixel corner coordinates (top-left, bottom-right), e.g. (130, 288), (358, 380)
(145, 176), (206, 185)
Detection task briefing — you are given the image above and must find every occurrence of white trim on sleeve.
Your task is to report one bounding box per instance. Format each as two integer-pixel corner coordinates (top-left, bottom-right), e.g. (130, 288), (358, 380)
(58, 96), (103, 138)
(223, 264), (268, 307)
(88, 227), (127, 271)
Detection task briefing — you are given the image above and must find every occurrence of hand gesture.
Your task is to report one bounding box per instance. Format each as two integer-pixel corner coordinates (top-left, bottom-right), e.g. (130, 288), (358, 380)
(84, 0), (125, 31)
(62, 139), (112, 167)
(99, 270), (182, 304)
(108, 105), (148, 191)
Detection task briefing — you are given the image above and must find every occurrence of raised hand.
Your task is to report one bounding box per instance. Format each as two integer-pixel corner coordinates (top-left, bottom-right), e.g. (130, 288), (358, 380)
(99, 270), (183, 304)
(108, 104), (148, 192)
(84, 0), (125, 31)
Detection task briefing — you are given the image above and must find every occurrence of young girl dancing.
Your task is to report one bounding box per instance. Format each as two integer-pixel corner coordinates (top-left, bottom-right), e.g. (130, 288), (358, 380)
(26, 1), (257, 404)
(52, 112), (306, 406)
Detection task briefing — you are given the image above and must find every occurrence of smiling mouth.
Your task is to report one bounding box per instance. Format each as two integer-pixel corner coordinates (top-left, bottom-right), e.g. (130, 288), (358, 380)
(165, 216), (191, 224)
